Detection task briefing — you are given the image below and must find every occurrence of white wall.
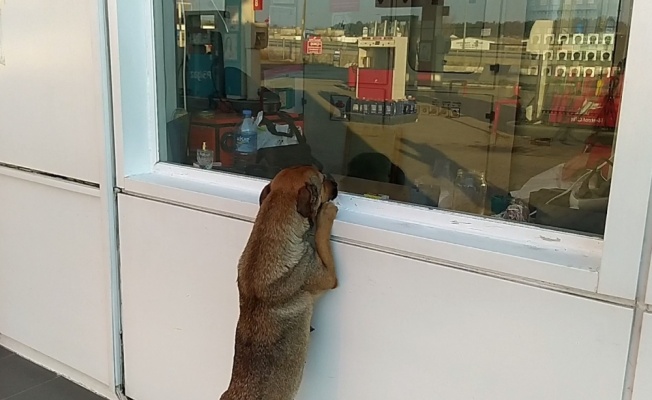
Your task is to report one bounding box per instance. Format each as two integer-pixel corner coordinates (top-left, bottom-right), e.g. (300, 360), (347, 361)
(0, 0), (105, 183)
(0, 173), (111, 386)
(647, 256), (652, 306)
(118, 194), (633, 400)
(633, 313), (652, 400)
(0, 0), (114, 395)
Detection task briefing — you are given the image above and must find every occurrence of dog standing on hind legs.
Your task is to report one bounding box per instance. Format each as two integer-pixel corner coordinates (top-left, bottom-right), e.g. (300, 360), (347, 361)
(220, 166), (339, 400)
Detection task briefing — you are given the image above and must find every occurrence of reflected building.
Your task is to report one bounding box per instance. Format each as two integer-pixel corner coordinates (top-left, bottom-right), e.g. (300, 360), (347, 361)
(526, 0), (621, 34)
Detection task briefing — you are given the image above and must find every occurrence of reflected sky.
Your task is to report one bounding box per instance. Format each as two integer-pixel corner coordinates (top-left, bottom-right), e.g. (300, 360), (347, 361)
(254, 0), (628, 30)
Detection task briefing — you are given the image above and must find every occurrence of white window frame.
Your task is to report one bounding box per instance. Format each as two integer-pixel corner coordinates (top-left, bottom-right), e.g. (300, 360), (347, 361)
(0, 0), (5, 66)
(107, 0), (652, 301)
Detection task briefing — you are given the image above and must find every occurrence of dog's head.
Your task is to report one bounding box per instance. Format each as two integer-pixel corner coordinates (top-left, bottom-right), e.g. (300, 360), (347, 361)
(258, 166), (338, 221)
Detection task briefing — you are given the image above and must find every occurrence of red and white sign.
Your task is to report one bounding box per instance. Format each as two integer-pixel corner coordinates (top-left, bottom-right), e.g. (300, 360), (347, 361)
(304, 37), (323, 55)
(253, 0), (263, 11)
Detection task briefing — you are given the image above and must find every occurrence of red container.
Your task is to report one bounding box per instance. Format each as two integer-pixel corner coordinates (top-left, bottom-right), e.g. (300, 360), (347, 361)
(417, 72), (431, 87)
(357, 69), (394, 101)
(347, 66), (357, 89)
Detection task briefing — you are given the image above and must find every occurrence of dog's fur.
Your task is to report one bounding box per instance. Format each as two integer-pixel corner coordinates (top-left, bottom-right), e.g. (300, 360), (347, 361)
(220, 166), (339, 400)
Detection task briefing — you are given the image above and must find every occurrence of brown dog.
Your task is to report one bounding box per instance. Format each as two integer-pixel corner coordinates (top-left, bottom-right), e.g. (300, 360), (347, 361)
(220, 166), (339, 400)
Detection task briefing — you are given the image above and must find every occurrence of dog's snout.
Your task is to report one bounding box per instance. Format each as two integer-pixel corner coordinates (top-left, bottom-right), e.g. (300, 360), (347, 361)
(328, 179), (338, 200)
(321, 173), (338, 200)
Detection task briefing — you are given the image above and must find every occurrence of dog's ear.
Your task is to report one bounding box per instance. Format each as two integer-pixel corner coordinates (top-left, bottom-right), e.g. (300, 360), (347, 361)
(297, 182), (319, 219)
(259, 184), (272, 205)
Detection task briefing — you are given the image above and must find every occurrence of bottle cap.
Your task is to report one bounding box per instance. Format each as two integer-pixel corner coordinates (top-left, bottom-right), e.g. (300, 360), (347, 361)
(243, 110), (252, 117)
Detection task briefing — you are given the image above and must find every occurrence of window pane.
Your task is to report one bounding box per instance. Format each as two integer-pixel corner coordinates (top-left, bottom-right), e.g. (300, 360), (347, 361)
(156, 0), (632, 237)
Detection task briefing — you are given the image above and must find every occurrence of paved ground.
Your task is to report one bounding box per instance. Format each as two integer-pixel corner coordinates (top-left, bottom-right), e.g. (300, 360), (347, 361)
(264, 64), (584, 201)
(0, 346), (105, 400)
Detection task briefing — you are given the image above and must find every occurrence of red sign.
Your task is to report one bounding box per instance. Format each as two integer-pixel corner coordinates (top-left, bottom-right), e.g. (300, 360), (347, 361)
(254, 0), (263, 11)
(304, 37), (323, 55)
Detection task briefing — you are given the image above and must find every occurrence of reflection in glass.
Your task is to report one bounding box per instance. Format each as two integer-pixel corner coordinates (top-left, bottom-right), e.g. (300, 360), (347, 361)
(156, 0), (633, 236)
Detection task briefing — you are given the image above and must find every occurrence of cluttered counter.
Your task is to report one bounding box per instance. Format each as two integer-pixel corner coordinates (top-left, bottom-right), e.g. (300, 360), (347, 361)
(179, 90), (612, 236)
(185, 107), (420, 205)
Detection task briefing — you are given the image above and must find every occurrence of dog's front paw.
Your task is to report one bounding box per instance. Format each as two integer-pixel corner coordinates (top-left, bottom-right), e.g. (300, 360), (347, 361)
(319, 202), (338, 223)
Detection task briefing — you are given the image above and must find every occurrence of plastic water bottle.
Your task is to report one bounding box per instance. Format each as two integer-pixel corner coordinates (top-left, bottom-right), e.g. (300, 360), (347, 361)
(234, 110), (257, 169)
(452, 169), (488, 214)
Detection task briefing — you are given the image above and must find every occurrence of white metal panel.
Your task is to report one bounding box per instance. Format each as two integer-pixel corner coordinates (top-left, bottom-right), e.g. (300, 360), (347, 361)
(119, 195), (632, 400)
(111, 0), (651, 303)
(110, 0), (159, 179)
(632, 313), (652, 400)
(0, 0), (103, 183)
(110, 0), (611, 298)
(648, 256), (652, 305)
(118, 194), (243, 400)
(599, 0), (652, 300)
(0, 174), (111, 385)
(123, 170), (600, 292)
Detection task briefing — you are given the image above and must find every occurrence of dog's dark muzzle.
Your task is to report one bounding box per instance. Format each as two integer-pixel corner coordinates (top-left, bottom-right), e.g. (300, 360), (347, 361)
(325, 174), (338, 200)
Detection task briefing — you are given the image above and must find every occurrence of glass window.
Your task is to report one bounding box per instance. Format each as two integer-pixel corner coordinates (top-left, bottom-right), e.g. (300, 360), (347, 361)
(156, 0), (632, 237)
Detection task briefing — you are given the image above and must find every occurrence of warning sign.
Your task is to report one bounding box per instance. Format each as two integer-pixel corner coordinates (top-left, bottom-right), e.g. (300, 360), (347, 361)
(304, 37), (323, 55)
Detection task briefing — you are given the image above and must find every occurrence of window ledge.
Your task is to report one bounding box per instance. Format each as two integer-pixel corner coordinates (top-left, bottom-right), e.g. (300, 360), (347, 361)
(123, 164), (602, 292)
